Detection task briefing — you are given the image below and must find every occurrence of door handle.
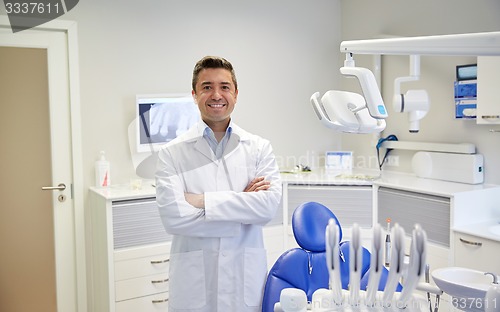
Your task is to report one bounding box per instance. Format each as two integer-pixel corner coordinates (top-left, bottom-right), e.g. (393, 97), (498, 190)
(41, 183), (66, 191)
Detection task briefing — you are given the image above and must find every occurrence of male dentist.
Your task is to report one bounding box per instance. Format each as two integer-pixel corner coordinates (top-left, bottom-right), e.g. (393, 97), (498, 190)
(156, 55), (282, 311)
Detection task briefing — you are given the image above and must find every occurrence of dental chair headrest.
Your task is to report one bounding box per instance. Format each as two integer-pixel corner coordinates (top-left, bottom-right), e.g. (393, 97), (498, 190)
(291, 202), (343, 252)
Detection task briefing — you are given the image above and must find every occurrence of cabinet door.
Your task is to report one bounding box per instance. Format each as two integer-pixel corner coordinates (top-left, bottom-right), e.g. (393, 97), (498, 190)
(377, 187), (450, 247)
(287, 185), (373, 227)
(454, 232), (500, 272)
(477, 56), (500, 124)
(378, 187), (452, 271)
(112, 198), (172, 249)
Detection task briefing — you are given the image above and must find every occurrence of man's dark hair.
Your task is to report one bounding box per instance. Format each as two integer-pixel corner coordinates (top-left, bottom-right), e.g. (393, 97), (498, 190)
(192, 56), (238, 92)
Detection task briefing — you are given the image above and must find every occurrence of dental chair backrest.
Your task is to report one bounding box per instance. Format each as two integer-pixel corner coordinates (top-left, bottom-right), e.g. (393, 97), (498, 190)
(262, 202), (353, 312)
(262, 202), (400, 312)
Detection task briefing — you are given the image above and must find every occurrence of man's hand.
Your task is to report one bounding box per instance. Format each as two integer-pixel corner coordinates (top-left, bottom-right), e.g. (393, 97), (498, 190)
(185, 193), (205, 209)
(244, 176), (270, 192)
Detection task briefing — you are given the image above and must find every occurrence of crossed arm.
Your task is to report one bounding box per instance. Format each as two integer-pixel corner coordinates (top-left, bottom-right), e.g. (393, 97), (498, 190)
(184, 176), (270, 209)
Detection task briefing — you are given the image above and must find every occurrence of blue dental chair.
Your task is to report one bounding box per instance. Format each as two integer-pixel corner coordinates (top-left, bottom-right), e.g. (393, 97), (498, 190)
(261, 201), (399, 312)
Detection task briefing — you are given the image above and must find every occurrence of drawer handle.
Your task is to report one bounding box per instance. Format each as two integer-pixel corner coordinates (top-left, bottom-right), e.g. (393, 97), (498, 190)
(459, 237), (483, 246)
(151, 278), (169, 284)
(151, 258), (170, 264)
(481, 115), (500, 119)
(152, 298), (168, 304)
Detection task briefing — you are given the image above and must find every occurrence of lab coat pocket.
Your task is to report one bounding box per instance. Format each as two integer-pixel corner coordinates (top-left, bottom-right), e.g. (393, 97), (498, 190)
(243, 247), (267, 307)
(169, 250), (207, 309)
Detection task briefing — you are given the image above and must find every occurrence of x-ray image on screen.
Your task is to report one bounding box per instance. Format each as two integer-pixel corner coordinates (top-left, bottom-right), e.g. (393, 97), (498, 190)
(136, 94), (199, 152)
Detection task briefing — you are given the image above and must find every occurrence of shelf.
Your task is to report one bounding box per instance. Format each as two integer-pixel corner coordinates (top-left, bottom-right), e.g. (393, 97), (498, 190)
(380, 141), (476, 154)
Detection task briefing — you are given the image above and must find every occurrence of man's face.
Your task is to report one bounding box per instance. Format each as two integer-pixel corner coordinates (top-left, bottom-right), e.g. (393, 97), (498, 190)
(192, 68), (238, 128)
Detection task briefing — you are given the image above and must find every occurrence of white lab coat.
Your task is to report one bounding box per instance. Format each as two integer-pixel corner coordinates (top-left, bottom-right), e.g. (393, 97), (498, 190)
(156, 121), (282, 312)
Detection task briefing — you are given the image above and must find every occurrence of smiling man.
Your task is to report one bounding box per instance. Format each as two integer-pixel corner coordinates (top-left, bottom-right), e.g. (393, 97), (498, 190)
(156, 56), (282, 311)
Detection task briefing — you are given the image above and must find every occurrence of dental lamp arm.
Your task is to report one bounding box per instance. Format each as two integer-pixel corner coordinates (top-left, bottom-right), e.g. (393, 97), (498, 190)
(340, 65), (388, 119)
(340, 31), (500, 56)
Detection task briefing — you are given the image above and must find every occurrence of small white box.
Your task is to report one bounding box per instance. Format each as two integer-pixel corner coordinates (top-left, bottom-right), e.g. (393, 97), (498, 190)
(325, 151), (352, 171)
(412, 152), (483, 184)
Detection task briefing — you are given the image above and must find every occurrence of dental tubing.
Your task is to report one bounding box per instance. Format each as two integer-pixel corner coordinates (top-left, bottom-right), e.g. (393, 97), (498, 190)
(382, 223), (406, 306)
(325, 219), (343, 305)
(282, 221), (431, 312)
(365, 224), (383, 306)
(398, 224), (427, 306)
(349, 223), (362, 306)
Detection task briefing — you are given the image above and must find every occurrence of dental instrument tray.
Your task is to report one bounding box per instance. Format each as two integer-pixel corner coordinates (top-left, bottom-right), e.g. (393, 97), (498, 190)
(276, 222), (440, 312)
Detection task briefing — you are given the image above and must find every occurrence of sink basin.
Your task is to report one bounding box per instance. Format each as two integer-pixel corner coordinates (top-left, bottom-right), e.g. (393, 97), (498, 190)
(489, 224), (500, 236)
(432, 267), (493, 301)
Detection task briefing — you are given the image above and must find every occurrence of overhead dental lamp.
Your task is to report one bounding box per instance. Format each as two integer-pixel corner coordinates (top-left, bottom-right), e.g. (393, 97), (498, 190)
(310, 54), (387, 134)
(312, 31), (500, 134)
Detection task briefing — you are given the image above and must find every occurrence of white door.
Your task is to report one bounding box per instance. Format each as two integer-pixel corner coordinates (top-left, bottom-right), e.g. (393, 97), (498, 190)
(0, 25), (80, 311)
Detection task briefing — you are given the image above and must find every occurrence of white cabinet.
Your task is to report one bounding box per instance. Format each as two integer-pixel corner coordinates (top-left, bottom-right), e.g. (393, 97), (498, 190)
(114, 245), (170, 305)
(454, 232), (500, 273)
(87, 185), (285, 309)
(376, 186), (451, 271)
(373, 176), (500, 273)
(264, 198), (285, 269)
(88, 187), (171, 312)
(477, 56), (500, 124)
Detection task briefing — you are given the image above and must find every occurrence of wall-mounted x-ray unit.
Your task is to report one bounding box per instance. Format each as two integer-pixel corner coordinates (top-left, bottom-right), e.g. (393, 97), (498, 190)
(311, 31), (500, 134)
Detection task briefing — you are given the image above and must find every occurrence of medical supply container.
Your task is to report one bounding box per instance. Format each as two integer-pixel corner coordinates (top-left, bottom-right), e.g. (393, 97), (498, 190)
(95, 151), (111, 187)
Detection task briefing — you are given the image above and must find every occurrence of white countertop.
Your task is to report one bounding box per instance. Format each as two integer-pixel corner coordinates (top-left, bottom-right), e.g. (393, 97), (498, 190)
(453, 220), (500, 242)
(282, 168), (500, 197)
(280, 168), (378, 186)
(91, 168), (500, 200)
(374, 171), (500, 197)
(90, 182), (156, 201)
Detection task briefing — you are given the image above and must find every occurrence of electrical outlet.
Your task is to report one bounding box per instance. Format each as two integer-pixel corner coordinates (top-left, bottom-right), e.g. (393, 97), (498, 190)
(385, 155), (400, 167)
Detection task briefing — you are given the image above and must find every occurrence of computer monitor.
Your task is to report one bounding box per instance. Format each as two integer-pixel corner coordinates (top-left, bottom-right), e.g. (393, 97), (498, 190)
(135, 93), (199, 153)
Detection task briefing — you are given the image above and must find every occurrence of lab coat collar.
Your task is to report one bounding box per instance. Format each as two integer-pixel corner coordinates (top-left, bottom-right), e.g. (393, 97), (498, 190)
(183, 120), (252, 142)
(183, 120), (251, 161)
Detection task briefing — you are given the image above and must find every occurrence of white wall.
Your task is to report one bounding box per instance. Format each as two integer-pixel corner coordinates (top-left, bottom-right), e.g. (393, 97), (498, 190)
(63, 0), (342, 190)
(339, 0), (500, 184)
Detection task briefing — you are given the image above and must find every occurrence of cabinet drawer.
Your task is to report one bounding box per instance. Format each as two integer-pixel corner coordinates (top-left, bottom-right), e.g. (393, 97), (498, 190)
(454, 232), (500, 272)
(115, 292), (169, 312)
(115, 273), (169, 301)
(378, 187), (450, 247)
(115, 253), (170, 281)
(287, 185), (372, 227)
(112, 198), (172, 249)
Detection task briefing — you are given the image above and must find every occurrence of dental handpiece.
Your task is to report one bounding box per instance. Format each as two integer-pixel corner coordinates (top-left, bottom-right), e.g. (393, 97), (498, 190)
(365, 223), (384, 306)
(398, 224), (428, 306)
(325, 219), (343, 304)
(382, 223), (406, 306)
(385, 218), (391, 267)
(349, 223), (362, 306)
